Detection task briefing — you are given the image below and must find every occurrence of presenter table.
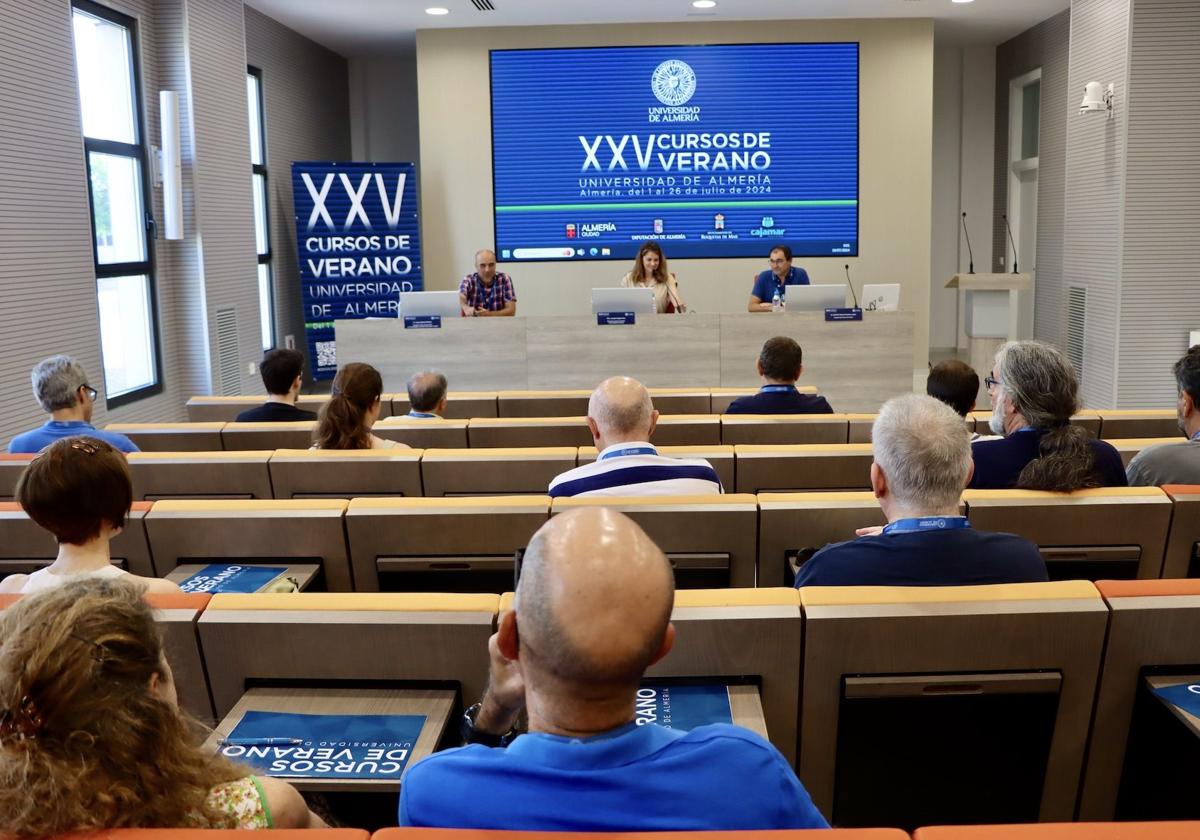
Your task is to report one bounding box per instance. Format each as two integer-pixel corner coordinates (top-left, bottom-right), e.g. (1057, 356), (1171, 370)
(338, 311), (914, 413)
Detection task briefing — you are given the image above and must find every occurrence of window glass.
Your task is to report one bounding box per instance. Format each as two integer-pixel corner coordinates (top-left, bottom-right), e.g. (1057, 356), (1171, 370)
(247, 73), (263, 166)
(72, 9), (137, 144)
(96, 275), (155, 397)
(253, 173), (268, 256)
(89, 151), (147, 264)
(257, 263), (273, 350)
(1021, 81), (1040, 160)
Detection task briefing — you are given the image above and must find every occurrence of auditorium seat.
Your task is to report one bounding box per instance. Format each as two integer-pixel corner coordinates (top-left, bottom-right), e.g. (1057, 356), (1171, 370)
(106, 422), (225, 452)
(800, 581), (1108, 828)
(373, 417), (470, 448)
(389, 390), (498, 419)
(914, 822), (1200, 839)
(144, 499), (353, 590)
(757, 491), (890, 587)
(646, 387), (712, 414)
(1080, 579), (1200, 821)
(126, 451), (274, 500)
(1090, 409), (1179, 439)
(1107, 437), (1178, 467)
(421, 447), (577, 496)
(577, 444), (735, 491)
(197, 592), (497, 720)
(186, 394), (332, 421)
(344, 496), (550, 591)
(220, 421), (316, 450)
(497, 389), (591, 417)
(710, 385), (819, 413)
(720, 414), (850, 445)
(0, 500), (155, 578)
(551, 494), (759, 587)
(467, 416), (592, 448)
(967, 411), (1102, 438)
(652, 414), (722, 446)
(962, 487), (1173, 580)
(1161, 485), (1200, 578)
(734, 444), (874, 493)
(850, 413), (972, 443)
(0, 453), (33, 499)
(269, 448), (423, 498)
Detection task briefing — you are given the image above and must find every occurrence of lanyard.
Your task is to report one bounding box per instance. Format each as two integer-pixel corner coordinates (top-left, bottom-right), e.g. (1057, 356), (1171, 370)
(760, 385), (796, 394)
(407, 411), (438, 418)
(1191, 430), (1200, 442)
(600, 446), (657, 461)
(883, 516), (971, 535)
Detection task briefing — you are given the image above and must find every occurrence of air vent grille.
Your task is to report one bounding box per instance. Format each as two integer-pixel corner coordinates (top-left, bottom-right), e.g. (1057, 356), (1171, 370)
(1066, 286), (1087, 376)
(471, 0), (496, 10)
(215, 307), (241, 396)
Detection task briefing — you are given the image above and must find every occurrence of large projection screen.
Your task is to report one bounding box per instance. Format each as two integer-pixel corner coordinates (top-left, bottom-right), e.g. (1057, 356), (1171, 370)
(490, 43), (859, 263)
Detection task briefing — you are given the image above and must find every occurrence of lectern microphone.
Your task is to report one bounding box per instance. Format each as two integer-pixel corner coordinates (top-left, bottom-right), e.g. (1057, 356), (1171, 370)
(1002, 213), (1019, 274)
(961, 212), (975, 274)
(844, 264), (860, 309)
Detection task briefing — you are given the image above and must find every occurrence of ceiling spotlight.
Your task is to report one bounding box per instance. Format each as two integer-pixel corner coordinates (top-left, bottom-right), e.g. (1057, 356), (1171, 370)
(425, 7), (449, 14)
(692, 0), (718, 8)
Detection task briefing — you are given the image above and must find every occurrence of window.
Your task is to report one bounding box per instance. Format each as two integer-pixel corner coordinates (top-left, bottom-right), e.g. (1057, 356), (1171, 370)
(1006, 68), (1041, 275)
(248, 67), (274, 351)
(72, 0), (160, 405)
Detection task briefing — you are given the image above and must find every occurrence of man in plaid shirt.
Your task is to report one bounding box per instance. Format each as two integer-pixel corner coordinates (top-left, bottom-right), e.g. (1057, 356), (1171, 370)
(459, 249), (517, 317)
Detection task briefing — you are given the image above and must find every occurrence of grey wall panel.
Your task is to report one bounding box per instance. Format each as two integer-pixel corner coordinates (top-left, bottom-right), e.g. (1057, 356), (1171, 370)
(1117, 0), (1200, 407)
(244, 6), (351, 378)
(1063, 0), (1131, 408)
(993, 10), (1071, 348)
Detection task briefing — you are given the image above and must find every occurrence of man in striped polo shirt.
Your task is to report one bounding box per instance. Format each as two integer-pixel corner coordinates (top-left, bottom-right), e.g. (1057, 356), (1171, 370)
(548, 377), (721, 498)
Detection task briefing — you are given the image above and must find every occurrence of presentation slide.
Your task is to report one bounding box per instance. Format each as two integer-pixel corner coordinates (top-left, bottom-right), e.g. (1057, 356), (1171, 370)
(490, 43), (858, 263)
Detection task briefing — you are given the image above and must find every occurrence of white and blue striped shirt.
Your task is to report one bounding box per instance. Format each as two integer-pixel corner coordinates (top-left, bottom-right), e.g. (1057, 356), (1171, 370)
(548, 442), (722, 498)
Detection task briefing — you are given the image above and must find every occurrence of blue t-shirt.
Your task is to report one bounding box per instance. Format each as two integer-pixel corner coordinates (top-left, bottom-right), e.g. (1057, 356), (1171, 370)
(751, 266), (810, 303)
(8, 420), (139, 454)
(725, 386), (834, 415)
(399, 721), (828, 831)
(794, 518), (1048, 587)
(969, 428), (1127, 489)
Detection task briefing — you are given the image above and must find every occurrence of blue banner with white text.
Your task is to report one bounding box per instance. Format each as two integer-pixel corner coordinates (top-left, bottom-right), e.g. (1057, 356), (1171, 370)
(292, 162), (423, 380)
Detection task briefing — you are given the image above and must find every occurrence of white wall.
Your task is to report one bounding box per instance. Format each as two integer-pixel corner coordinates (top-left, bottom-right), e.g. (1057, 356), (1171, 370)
(415, 20), (935, 373)
(348, 44), (421, 166)
(930, 45), (964, 351)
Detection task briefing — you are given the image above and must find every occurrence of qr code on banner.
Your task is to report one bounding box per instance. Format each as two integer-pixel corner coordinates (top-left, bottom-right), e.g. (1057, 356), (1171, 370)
(315, 341), (337, 368)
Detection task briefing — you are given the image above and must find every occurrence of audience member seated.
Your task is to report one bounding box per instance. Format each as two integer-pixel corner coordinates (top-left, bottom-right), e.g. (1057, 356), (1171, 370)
(400, 507), (827, 830)
(971, 340), (1126, 489)
(620, 242), (687, 313)
(926, 359), (989, 441)
(0, 578), (324, 830)
(0, 438), (178, 595)
(8, 356), (138, 454)
(794, 394), (1047, 588)
(406, 370), (448, 418)
(548, 377), (721, 497)
(233, 348), (317, 422)
(313, 362), (409, 450)
(460, 249), (517, 317)
(724, 337), (833, 415)
(1127, 345), (1200, 486)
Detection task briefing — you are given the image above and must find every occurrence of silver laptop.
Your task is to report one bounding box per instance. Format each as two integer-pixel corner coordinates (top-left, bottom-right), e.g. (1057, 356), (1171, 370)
(590, 287), (656, 315)
(785, 284), (847, 311)
(399, 290), (461, 318)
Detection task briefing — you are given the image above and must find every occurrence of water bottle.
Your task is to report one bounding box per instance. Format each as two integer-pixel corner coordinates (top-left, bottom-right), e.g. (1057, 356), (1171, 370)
(771, 288), (782, 312)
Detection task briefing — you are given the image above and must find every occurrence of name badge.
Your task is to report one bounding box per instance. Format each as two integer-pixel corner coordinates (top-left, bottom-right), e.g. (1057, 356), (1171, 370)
(403, 315), (441, 329)
(597, 311), (636, 326)
(824, 307), (864, 322)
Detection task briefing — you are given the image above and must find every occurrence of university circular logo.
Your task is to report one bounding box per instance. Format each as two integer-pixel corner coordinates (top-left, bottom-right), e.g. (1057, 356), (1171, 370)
(651, 59), (697, 106)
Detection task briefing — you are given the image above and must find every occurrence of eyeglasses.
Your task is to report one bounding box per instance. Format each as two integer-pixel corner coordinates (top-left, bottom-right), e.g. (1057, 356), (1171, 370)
(80, 384), (98, 402)
(984, 376), (1001, 390)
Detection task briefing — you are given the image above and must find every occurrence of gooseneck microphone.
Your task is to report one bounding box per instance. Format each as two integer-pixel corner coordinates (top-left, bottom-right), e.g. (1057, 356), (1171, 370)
(961, 212), (975, 274)
(844, 264), (860, 309)
(1002, 213), (1019, 274)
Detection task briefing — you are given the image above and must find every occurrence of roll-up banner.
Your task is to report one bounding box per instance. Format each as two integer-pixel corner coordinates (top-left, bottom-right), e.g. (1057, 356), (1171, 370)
(292, 162), (422, 380)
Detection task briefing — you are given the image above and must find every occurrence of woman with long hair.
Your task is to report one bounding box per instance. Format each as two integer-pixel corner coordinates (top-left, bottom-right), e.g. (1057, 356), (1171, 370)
(312, 362), (408, 450)
(0, 437), (179, 595)
(620, 242), (687, 314)
(0, 578), (325, 831)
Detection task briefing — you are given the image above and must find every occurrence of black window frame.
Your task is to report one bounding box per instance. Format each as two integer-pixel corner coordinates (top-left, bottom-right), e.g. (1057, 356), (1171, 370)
(248, 65), (275, 350)
(73, 0), (163, 409)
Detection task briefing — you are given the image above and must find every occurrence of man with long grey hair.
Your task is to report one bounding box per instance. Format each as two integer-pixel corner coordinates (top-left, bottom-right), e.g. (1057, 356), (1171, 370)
(794, 394), (1045, 587)
(971, 340), (1125, 490)
(8, 356), (138, 454)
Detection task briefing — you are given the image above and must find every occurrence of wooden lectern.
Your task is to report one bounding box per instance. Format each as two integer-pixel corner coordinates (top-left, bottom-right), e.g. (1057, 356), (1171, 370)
(946, 273), (1034, 405)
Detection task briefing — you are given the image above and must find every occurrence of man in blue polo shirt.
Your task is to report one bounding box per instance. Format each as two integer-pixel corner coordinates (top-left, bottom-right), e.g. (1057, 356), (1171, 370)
(8, 355), (138, 454)
(401, 507), (828, 830)
(748, 244), (810, 312)
(725, 336), (834, 415)
(794, 394), (1046, 587)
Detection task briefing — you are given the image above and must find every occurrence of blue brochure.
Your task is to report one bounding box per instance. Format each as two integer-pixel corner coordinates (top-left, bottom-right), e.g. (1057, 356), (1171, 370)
(177, 563), (287, 594)
(1151, 680), (1200, 721)
(219, 711), (426, 780)
(634, 684), (733, 731)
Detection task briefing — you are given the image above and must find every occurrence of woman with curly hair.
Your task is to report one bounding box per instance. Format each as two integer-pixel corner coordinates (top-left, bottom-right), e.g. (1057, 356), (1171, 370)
(0, 577), (326, 832)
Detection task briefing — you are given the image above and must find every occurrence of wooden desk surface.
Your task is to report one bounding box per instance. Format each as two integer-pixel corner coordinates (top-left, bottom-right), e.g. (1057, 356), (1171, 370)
(206, 687), (454, 792)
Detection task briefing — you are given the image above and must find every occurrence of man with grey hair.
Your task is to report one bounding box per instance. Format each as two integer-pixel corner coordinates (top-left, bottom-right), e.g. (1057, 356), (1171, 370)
(794, 394), (1045, 587)
(548, 376), (720, 497)
(8, 355), (138, 454)
(405, 370), (448, 418)
(971, 340), (1126, 489)
(401, 507), (827, 830)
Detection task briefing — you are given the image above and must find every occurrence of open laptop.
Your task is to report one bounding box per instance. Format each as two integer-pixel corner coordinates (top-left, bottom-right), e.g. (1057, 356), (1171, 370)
(398, 290), (461, 318)
(785, 284), (847, 311)
(590, 287), (656, 316)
